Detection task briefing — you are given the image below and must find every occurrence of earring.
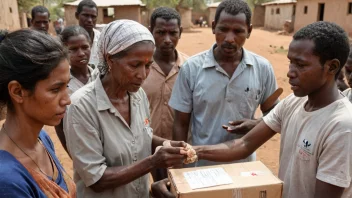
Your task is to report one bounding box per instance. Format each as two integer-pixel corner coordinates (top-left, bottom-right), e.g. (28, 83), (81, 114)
(108, 66), (111, 72)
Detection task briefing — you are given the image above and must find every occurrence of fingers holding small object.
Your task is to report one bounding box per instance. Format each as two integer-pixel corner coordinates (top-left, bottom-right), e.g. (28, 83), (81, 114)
(170, 140), (187, 148)
(160, 142), (198, 164)
(163, 140), (172, 147)
(182, 143), (198, 164)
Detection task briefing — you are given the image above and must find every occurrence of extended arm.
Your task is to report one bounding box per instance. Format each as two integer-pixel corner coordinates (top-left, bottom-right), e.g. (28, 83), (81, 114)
(196, 121), (276, 162)
(314, 179), (344, 198)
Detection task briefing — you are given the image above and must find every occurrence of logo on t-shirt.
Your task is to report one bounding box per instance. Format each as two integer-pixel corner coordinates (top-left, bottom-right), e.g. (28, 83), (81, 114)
(303, 139), (311, 148)
(298, 137), (315, 156)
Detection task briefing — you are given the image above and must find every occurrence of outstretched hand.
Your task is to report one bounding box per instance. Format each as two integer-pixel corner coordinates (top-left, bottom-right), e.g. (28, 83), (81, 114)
(222, 119), (261, 134)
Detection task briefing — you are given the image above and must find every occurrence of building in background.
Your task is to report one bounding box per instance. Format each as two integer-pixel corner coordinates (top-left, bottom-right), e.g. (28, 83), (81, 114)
(207, 2), (220, 26)
(295, 0), (352, 36)
(64, 0), (147, 26)
(262, 0), (296, 31)
(0, 0), (21, 31)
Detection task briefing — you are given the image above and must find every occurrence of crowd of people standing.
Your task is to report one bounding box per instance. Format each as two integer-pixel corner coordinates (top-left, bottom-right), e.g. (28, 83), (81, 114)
(0, 0), (351, 198)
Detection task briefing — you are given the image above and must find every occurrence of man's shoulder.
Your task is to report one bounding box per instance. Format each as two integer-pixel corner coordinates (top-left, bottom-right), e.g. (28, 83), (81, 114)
(93, 28), (101, 39)
(244, 49), (272, 67)
(182, 49), (210, 68)
(279, 94), (307, 110)
(334, 98), (352, 123)
(176, 50), (190, 66)
(177, 50), (189, 59)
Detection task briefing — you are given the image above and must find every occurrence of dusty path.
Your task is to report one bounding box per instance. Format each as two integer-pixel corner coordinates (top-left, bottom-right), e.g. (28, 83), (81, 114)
(11, 28), (294, 177)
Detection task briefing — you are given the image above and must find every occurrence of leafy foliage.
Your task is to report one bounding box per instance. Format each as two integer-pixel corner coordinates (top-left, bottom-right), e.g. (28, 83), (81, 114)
(18, 0), (75, 19)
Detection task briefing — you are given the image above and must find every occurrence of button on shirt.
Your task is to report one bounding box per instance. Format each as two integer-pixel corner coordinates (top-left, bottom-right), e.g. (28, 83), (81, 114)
(142, 50), (188, 139)
(63, 77), (152, 198)
(89, 29), (101, 68)
(169, 44), (278, 167)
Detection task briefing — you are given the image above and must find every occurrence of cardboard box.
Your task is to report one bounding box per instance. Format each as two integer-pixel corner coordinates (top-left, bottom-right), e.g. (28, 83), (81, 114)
(168, 161), (283, 198)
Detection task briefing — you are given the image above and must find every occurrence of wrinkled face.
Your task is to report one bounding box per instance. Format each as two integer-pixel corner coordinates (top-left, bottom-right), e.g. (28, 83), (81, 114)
(108, 42), (154, 92)
(22, 59), (71, 126)
(287, 39), (329, 97)
(152, 18), (181, 55)
(344, 57), (352, 87)
(212, 11), (251, 57)
(76, 6), (97, 32)
(65, 34), (91, 69)
(31, 12), (50, 32)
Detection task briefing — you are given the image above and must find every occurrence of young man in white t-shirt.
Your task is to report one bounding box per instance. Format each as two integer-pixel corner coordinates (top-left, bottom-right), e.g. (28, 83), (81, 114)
(192, 21), (352, 198)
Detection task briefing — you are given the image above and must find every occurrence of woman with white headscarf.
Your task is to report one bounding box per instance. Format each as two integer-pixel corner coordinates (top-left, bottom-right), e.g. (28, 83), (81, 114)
(63, 20), (188, 198)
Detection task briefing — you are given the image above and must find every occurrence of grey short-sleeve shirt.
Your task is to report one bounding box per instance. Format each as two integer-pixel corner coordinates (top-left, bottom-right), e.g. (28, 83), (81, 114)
(64, 77), (152, 198)
(169, 45), (278, 166)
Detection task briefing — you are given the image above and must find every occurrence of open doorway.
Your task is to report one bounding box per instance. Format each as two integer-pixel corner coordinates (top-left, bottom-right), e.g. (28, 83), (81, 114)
(318, 3), (325, 21)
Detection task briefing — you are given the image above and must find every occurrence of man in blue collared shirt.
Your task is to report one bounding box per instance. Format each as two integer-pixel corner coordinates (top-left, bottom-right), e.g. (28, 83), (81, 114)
(169, 0), (278, 167)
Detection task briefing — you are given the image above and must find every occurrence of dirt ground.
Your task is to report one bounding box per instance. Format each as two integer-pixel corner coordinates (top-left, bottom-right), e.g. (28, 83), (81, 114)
(3, 28), (294, 178)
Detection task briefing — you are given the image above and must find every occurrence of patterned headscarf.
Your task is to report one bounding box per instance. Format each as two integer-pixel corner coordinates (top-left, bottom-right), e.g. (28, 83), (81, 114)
(97, 19), (155, 73)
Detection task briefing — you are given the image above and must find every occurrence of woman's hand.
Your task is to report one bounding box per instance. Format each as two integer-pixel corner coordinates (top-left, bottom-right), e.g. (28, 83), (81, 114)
(151, 179), (175, 198)
(169, 140), (187, 148)
(161, 140), (197, 164)
(151, 145), (187, 168)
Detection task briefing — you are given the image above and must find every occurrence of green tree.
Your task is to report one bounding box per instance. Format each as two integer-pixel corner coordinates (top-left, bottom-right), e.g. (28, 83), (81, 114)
(18, 0), (75, 19)
(18, 0), (41, 14)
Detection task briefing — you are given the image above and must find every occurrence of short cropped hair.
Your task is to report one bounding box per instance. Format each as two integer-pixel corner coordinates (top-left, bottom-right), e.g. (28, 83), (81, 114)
(76, 0), (97, 14)
(150, 7), (181, 31)
(31, 5), (50, 19)
(214, 0), (251, 27)
(293, 21), (350, 79)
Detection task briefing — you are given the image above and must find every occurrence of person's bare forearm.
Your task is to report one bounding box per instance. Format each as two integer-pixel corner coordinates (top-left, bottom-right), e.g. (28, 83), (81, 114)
(90, 156), (154, 192)
(173, 125), (188, 142)
(195, 139), (252, 162)
(196, 121), (277, 162)
(173, 111), (191, 142)
(314, 179), (344, 198)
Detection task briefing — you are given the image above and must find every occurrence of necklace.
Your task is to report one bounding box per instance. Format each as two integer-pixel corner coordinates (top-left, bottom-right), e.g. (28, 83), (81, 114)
(1, 124), (55, 181)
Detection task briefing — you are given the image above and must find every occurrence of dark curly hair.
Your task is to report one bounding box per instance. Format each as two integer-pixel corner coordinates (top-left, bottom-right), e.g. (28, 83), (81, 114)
(0, 29), (67, 110)
(214, 0), (251, 27)
(76, 0), (97, 14)
(150, 7), (181, 31)
(293, 21), (350, 79)
(31, 5), (50, 19)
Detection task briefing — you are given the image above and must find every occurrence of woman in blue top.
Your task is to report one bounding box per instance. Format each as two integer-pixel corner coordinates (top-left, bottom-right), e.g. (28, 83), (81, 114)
(0, 29), (76, 197)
